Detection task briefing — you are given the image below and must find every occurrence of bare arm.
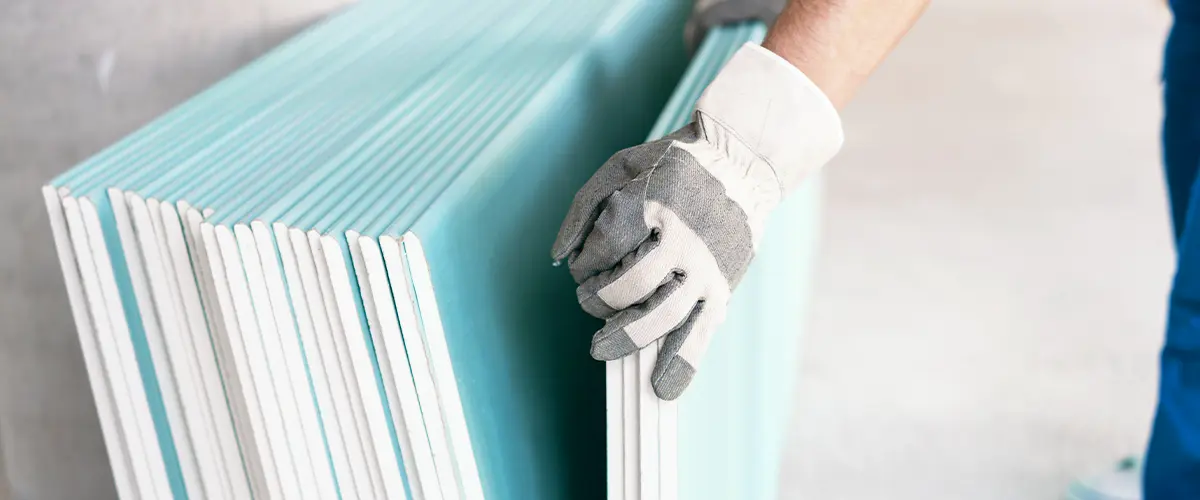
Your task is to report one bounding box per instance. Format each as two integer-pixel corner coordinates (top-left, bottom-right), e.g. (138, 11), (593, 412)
(763, 0), (930, 108)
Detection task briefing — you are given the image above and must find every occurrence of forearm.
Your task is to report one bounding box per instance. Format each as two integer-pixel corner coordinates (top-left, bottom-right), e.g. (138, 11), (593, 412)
(763, 0), (930, 108)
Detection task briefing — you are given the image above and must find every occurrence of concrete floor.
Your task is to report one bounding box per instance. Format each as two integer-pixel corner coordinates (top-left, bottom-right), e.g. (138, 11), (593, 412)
(0, 0), (1173, 499)
(784, 1), (1173, 498)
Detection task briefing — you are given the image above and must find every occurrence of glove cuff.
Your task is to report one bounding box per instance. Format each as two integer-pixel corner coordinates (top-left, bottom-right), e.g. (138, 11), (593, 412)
(695, 43), (844, 196)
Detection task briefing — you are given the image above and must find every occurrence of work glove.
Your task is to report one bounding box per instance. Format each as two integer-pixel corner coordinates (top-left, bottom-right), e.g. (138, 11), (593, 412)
(551, 43), (844, 400)
(685, 0), (787, 50)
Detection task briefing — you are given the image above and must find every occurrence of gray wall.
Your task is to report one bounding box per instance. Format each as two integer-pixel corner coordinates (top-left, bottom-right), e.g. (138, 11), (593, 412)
(0, 1), (349, 498)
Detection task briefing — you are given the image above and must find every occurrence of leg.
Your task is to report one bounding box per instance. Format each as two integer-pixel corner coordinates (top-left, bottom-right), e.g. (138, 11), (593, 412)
(1144, 15), (1200, 500)
(1145, 227), (1200, 498)
(1161, 17), (1200, 244)
(1064, 11), (1200, 500)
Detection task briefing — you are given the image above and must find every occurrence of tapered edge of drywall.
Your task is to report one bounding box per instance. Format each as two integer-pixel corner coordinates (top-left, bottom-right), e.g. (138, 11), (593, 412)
(355, 233), (442, 500)
(288, 226), (374, 499)
(61, 193), (171, 496)
(638, 348), (659, 500)
(273, 222), (358, 500)
(397, 232), (484, 500)
(117, 190), (207, 499)
(659, 391), (677, 500)
(606, 360), (623, 500)
(346, 231), (425, 500)
(308, 230), (389, 499)
(41, 186), (139, 500)
(72, 195), (175, 499)
(379, 234), (460, 500)
(622, 355), (638, 500)
(249, 221), (340, 500)
(164, 202), (253, 500)
(144, 198), (223, 499)
(234, 223), (325, 500)
(197, 218), (277, 500)
(318, 233), (409, 500)
(213, 223), (302, 499)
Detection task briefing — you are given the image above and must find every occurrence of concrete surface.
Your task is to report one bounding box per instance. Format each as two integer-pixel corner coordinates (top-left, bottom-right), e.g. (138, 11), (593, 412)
(0, 0), (1173, 499)
(784, 1), (1173, 498)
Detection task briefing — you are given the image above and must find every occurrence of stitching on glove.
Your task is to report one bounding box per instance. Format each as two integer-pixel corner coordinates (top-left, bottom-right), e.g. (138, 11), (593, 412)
(638, 140), (674, 209)
(575, 233), (664, 306)
(695, 109), (786, 198)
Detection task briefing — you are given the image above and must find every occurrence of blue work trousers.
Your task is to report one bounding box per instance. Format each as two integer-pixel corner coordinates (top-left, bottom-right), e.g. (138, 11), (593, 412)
(1146, 3), (1200, 497)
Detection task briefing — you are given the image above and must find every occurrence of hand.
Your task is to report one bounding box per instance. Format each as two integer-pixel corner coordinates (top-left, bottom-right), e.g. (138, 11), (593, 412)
(552, 44), (843, 400)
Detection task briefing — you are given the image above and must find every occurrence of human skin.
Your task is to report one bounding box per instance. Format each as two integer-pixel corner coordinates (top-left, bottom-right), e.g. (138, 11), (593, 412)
(763, 0), (931, 108)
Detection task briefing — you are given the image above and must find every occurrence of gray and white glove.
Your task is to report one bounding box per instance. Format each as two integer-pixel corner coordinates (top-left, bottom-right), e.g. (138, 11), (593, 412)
(552, 44), (844, 400)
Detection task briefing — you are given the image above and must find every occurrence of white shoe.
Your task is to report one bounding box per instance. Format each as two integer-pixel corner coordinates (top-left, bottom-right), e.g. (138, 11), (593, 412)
(1065, 457), (1142, 500)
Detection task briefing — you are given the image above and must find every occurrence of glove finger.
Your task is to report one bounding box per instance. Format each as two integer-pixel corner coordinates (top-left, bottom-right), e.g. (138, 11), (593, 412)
(577, 231), (682, 318)
(551, 141), (672, 263)
(652, 300), (724, 401)
(589, 278), (697, 361)
(567, 182), (653, 284)
(575, 229), (663, 318)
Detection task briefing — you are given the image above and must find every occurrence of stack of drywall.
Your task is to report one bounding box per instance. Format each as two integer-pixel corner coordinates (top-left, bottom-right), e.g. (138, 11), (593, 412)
(42, 0), (690, 498)
(609, 23), (821, 500)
